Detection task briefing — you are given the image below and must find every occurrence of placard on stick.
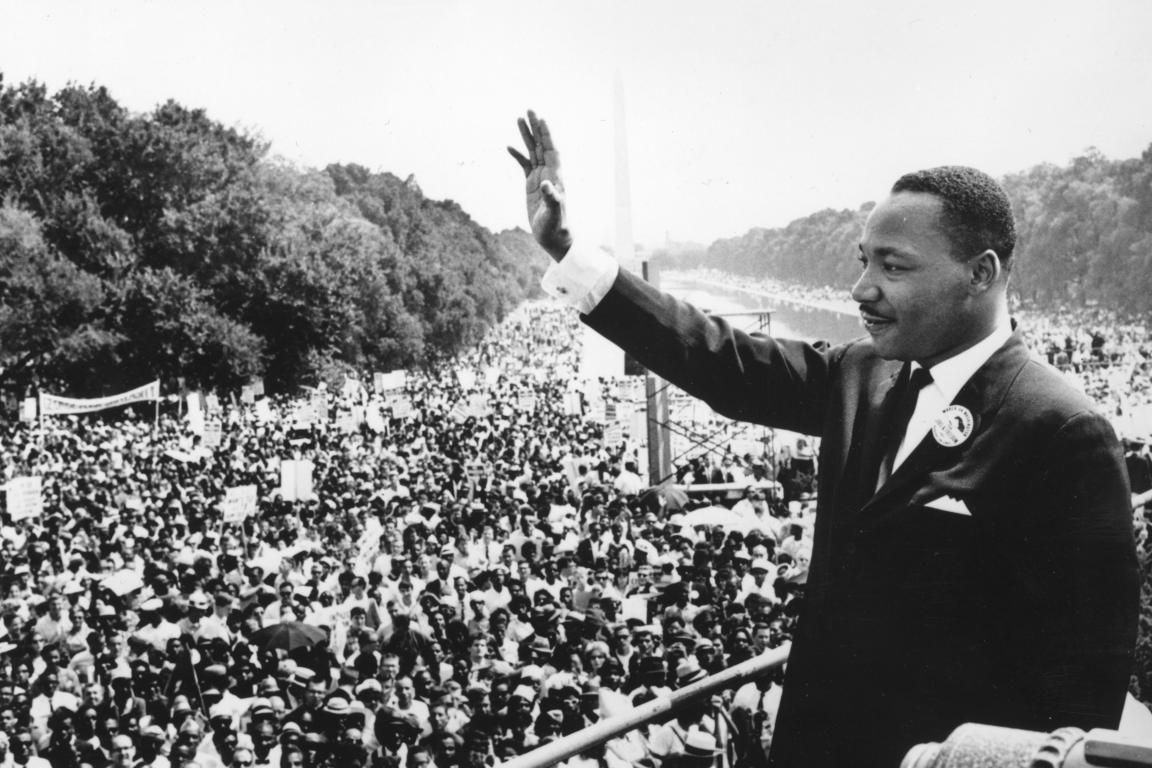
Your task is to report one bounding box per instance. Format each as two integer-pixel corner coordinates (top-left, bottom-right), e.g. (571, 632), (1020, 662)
(222, 485), (257, 523)
(6, 477), (43, 521)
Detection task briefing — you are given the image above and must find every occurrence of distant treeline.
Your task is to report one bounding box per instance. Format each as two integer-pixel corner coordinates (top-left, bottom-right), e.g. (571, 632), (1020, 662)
(653, 146), (1152, 316)
(0, 76), (548, 397)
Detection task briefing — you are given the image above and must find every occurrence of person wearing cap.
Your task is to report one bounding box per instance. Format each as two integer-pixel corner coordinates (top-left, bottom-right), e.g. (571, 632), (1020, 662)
(737, 558), (778, 608)
(134, 596), (182, 653)
(661, 730), (727, 768)
(694, 638), (725, 677)
(136, 725), (169, 767)
(648, 699), (721, 767)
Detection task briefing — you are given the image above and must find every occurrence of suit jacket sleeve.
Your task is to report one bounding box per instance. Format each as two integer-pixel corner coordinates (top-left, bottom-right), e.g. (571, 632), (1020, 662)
(583, 269), (837, 436)
(1009, 408), (1138, 729)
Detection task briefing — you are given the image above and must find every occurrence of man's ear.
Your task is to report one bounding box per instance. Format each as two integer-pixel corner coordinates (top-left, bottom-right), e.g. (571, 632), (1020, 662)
(968, 249), (1001, 294)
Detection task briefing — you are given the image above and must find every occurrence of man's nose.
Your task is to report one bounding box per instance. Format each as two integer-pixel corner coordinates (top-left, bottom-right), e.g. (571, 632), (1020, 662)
(850, 266), (879, 304)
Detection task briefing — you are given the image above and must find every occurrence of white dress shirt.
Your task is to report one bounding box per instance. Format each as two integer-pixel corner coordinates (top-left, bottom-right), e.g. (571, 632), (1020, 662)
(892, 322), (1013, 472)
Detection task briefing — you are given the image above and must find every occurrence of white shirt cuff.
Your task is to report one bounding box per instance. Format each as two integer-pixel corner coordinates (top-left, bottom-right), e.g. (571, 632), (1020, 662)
(541, 241), (619, 314)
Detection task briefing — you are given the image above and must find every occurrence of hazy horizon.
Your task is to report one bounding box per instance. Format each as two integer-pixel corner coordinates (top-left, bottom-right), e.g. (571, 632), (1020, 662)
(3, 0), (1150, 248)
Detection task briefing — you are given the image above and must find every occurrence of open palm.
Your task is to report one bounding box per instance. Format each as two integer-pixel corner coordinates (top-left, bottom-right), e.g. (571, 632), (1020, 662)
(508, 111), (572, 261)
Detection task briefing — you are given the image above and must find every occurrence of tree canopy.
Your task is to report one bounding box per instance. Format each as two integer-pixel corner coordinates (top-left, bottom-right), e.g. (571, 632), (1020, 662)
(654, 146), (1152, 318)
(0, 75), (548, 397)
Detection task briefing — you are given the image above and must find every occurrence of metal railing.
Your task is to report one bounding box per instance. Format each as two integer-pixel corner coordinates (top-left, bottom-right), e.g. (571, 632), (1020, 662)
(498, 644), (791, 768)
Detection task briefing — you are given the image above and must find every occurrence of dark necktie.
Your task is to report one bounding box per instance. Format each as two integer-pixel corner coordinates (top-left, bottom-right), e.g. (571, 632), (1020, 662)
(877, 366), (934, 487)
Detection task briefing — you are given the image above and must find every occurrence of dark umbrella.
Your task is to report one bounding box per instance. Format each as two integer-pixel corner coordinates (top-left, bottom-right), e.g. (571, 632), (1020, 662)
(250, 621), (327, 652)
(638, 483), (690, 514)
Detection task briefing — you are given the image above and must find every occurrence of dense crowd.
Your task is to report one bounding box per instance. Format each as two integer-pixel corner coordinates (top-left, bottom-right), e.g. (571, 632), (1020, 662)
(0, 293), (1148, 768)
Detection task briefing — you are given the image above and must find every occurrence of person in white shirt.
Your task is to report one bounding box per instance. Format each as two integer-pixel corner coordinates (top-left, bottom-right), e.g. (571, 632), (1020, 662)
(28, 670), (79, 729)
(612, 461), (645, 496)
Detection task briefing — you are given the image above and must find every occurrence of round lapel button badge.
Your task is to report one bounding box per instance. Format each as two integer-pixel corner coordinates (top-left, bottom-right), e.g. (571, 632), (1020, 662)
(932, 405), (974, 447)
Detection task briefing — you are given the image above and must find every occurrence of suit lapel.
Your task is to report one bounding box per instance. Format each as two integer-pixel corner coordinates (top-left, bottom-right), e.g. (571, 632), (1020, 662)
(862, 331), (1031, 513)
(839, 362), (906, 512)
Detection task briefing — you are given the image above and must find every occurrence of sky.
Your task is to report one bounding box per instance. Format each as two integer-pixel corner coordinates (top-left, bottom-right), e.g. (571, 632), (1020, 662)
(2, 0), (1151, 249)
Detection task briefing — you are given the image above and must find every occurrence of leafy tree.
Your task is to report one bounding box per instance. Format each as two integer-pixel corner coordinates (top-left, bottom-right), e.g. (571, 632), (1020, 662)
(0, 203), (117, 393)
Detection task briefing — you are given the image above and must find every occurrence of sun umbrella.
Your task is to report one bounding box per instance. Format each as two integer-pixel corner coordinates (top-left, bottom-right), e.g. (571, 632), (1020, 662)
(101, 569), (145, 597)
(680, 505), (749, 531)
(250, 621), (327, 652)
(638, 484), (690, 514)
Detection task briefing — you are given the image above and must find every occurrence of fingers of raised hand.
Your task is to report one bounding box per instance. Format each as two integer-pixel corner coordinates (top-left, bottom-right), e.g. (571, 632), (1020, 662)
(507, 147), (531, 176)
(517, 116), (536, 160)
(527, 111), (545, 164)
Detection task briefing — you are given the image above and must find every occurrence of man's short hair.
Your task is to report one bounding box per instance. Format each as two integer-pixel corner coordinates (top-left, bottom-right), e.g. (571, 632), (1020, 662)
(891, 166), (1016, 269)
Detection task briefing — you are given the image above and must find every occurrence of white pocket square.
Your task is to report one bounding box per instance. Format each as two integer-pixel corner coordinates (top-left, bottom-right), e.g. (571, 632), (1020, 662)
(923, 495), (971, 516)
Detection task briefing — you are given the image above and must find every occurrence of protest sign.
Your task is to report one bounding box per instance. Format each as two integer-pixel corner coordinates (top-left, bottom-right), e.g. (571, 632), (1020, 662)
(468, 394), (491, 418)
(447, 401), (469, 424)
(5, 477), (42, 521)
(391, 396), (413, 419)
(240, 386), (256, 405)
(19, 398), (36, 423)
(457, 369), (476, 390)
(310, 390), (328, 422)
(377, 370), (408, 392)
(279, 460), (314, 502)
(336, 411), (358, 433)
(222, 484), (257, 523)
(203, 419), (223, 448)
(366, 404), (386, 432)
(622, 596), (650, 623)
(291, 401), (315, 430)
(563, 391), (582, 416)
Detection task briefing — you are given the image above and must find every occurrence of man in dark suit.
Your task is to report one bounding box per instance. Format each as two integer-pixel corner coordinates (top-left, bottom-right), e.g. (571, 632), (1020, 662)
(509, 112), (1138, 768)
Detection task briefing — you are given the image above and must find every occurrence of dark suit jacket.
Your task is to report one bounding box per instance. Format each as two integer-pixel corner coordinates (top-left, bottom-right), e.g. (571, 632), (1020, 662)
(583, 271), (1138, 768)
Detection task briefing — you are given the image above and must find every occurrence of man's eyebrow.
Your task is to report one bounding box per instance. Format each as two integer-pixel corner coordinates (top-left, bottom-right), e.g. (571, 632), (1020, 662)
(859, 244), (911, 259)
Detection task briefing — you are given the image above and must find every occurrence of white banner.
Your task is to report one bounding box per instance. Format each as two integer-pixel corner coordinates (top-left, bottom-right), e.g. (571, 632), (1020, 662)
(222, 485), (258, 523)
(5, 477), (43, 521)
(19, 398), (36, 423)
(39, 380), (160, 417)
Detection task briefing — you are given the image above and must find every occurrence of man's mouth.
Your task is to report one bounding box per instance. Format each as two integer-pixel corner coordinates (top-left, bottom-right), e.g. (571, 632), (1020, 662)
(859, 308), (894, 332)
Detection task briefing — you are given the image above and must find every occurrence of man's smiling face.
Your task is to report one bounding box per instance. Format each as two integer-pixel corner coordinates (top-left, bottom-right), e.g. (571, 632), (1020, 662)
(853, 191), (981, 368)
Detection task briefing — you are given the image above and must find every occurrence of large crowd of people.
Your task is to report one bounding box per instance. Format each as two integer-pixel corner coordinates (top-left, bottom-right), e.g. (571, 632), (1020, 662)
(0, 293), (1148, 768)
